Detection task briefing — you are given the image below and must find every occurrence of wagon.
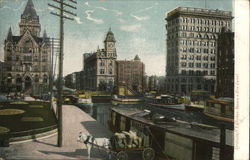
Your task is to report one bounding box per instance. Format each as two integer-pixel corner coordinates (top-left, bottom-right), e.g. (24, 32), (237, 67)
(111, 146), (155, 160)
(109, 132), (155, 160)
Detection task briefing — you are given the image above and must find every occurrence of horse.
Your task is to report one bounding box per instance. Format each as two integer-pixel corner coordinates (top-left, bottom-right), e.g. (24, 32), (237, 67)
(77, 132), (111, 160)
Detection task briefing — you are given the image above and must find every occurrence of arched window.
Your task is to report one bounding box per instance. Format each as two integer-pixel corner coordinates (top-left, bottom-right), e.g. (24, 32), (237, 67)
(16, 74), (22, 83)
(7, 73), (12, 83)
(43, 75), (48, 83)
(35, 75), (39, 83)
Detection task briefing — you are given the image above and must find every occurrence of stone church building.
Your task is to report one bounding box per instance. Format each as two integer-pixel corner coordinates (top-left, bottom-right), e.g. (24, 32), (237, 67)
(3, 0), (51, 96)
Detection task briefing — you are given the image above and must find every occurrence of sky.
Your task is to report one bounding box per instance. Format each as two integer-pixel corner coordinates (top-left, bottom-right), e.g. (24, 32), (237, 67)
(0, 0), (233, 76)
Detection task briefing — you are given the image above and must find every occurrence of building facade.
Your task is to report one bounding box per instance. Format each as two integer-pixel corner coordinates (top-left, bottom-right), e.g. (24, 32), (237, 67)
(64, 72), (77, 89)
(3, 0), (51, 95)
(0, 61), (5, 92)
(216, 28), (234, 98)
(147, 76), (165, 93)
(165, 7), (233, 95)
(116, 55), (145, 92)
(83, 28), (117, 91)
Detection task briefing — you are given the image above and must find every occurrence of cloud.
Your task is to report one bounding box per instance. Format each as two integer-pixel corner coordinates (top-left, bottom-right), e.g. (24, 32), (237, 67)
(96, 6), (107, 11)
(34, 7), (47, 12)
(142, 55), (165, 76)
(130, 14), (149, 21)
(48, 7), (54, 11)
(110, 9), (122, 16)
(117, 18), (126, 23)
(120, 24), (141, 32)
(124, 37), (165, 76)
(135, 3), (158, 14)
(95, 6), (122, 16)
(85, 2), (90, 7)
(63, 32), (104, 75)
(85, 2), (122, 16)
(85, 10), (104, 24)
(0, 1), (25, 11)
(74, 17), (83, 24)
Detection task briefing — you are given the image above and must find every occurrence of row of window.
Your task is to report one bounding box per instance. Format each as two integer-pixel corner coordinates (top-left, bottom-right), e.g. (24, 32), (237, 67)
(180, 40), (216, 47)
(6, 65), (48, 72)
(6, 56), (48, 62)
(181, 62), (216, 68)
(99, 61), (113, 66)
(181, 70), (215, 76)
(179, 48), (216, 54)
(99, 69), (113, 75)
(6, 47), (48, 54)
(6, 75), (48, 83)
(168, 32), (218, 40)
(168, 17), (230, 27)
(179, 25), (224, 33)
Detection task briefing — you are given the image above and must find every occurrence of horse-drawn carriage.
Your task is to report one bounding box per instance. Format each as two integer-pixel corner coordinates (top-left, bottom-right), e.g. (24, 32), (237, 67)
(109, 131), (155, 160)
(78, 130), (155, 160)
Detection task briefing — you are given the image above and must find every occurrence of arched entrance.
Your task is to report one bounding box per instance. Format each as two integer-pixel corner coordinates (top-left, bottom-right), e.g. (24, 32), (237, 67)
(16, 76), (22, 92)
(24, 76), (32, 90)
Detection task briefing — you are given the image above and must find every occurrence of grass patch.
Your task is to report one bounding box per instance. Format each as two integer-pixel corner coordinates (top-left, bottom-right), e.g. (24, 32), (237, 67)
(0, 126), (10, 133)
(0, 101), (57, 138)
(29, 105), (44, 108)
(0, 109), (25, 115)
(10, 101), (28, 105)
(21, 117), (44, 122)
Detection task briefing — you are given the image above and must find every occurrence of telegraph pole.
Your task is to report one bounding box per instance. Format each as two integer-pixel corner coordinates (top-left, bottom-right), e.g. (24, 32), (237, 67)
(48, 38), (60, 110)
(48, 0), (77, 147)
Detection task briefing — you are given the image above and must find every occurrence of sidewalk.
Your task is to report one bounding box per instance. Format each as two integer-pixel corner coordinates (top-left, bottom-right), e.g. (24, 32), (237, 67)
(0, 104), (112, 159)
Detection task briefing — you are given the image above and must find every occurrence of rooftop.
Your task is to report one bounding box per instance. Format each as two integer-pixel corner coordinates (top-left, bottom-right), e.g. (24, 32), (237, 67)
(111, 106), (233, 147)
(166, 7), (233, 19)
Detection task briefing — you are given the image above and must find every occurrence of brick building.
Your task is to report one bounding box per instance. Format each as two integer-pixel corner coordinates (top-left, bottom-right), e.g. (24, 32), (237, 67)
(116, 55), (145, 92)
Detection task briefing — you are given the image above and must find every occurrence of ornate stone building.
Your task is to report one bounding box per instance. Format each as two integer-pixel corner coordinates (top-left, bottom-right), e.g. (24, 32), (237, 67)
(3, 0), (51, 95)
(116, 55), (145, 92)
(165, 7), (233, 95)
(83, 28), (117, 91)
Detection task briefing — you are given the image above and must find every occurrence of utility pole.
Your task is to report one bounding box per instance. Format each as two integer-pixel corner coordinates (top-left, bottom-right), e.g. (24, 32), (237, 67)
(48, 38), (60, 110)
(48, 0), (77, 147)
(220, 124), (226, 160)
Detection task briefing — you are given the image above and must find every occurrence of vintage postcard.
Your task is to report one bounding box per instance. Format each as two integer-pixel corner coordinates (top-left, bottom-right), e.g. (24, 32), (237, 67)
(0, 0), (248, 160)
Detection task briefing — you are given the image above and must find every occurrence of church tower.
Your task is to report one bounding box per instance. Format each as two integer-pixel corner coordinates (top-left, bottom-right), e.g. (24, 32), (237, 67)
(19, 0), (41, 36)
(104, 28), (116, 58)
(3, 0), (50, 95)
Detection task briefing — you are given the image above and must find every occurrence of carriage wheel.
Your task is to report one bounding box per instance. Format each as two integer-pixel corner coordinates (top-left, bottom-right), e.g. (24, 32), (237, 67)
(142, 148), (155, 160)
(116, 151), (128, 160)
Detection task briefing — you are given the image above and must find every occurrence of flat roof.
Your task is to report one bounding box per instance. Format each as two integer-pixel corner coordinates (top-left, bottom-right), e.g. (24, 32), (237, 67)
(111, 107), (233, 147)
(166, 7), (233, 20)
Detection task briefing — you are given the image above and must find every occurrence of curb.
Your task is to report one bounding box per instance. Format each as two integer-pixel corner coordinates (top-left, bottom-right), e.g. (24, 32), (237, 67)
(9, 129), (58, 144)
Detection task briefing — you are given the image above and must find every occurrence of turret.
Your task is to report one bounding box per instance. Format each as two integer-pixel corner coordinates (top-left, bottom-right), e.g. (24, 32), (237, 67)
(19, 0), (41, 36)
(104, 28), (116, 58)
(6, 27), (13, 42)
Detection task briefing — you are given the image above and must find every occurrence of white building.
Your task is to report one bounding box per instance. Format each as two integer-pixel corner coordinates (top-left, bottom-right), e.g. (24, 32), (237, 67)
(165, 7), (233, 95)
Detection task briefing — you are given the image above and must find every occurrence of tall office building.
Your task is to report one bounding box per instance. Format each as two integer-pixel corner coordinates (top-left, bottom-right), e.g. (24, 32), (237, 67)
(165, 7), (233, 95)
(216, 28), (234, 98)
